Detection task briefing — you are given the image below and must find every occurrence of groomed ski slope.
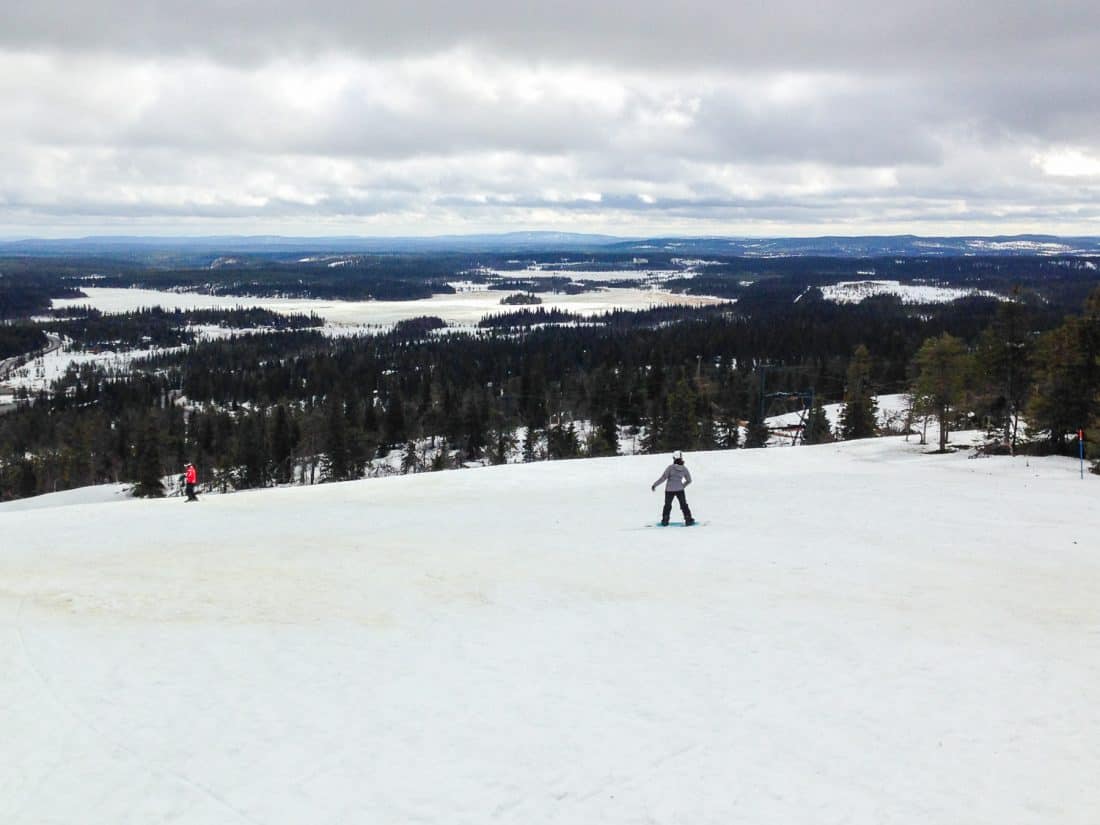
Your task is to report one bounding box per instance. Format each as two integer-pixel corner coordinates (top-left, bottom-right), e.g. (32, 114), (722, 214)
(2, 436), (1099, 824)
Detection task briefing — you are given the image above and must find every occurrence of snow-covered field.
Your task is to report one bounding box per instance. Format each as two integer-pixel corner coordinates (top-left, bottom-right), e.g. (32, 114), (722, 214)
(477, 266), (689, 284)
(0, 343), (179, 398)
(53, 286), (724, 331)
(2, 436), (1098, 824)
(818, 280), (1004, 304)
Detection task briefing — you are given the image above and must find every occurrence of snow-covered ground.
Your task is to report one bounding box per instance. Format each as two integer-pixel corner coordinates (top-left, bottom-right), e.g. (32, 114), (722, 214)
(0, 342), (183, 398)
(2, 437), (1098, 824)
(765, 393), (912, 441)
(818, 280), (1004, 304)
(0, 483), (131, 512)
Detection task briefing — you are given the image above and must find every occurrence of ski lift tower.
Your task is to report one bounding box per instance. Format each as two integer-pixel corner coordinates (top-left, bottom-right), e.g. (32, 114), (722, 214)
(759, 366), (816, 446)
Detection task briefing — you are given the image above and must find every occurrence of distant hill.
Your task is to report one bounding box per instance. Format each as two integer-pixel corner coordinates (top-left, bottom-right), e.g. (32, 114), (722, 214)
(3, 232), (1100, 257)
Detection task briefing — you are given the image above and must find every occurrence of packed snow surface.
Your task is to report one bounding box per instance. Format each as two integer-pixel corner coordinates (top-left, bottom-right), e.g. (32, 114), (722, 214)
(2, 437), (1099, 824)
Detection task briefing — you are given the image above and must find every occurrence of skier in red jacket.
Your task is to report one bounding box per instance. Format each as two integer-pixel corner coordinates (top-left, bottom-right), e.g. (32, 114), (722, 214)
(184, 462), (199, 502)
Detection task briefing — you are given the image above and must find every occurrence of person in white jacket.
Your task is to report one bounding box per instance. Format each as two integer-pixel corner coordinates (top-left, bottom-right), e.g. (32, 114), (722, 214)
(651, 450), (695, 526)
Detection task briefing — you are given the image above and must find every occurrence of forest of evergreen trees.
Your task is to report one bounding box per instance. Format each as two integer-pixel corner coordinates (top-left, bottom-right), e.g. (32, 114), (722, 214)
(3, 274), (1099, 501)
(38, 306), (322, 350)
(0, 324), (47, 360)
(3, 249), (1100, 500)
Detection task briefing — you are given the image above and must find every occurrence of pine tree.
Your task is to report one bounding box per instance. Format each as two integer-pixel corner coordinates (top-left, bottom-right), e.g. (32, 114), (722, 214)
(1027, 288), (1100, 452)
(912, 333), (971, 452)
(976, 293), (1032, 451)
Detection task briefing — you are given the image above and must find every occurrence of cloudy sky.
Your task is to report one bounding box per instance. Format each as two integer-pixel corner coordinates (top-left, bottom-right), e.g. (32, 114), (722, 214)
(3, 1), (1100, 238)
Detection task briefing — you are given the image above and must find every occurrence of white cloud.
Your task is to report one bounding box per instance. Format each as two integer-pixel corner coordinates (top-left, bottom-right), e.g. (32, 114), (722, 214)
(1, 3), (1100, 236)
(1035, 149), (1100, 178)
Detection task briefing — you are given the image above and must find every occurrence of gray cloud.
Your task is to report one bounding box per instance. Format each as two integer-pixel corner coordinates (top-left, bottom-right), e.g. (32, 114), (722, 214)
(5, 1), (1100, 72)
(2, 2), (1100, 235)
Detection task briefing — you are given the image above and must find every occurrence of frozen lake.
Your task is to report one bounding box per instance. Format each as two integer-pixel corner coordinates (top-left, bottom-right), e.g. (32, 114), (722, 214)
(53, 286), (725, 331)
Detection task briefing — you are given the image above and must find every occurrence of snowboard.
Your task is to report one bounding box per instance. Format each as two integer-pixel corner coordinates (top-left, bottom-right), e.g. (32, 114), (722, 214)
(652, 520), (705, 528)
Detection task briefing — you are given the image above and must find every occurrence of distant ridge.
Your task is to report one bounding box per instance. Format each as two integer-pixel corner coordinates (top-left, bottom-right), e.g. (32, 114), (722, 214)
(3, 232), (1100, 257)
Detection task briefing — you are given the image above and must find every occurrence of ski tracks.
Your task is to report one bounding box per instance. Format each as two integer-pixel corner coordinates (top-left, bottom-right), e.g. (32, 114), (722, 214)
(486, 741), (704, 820)
(11, 595), (265, 825)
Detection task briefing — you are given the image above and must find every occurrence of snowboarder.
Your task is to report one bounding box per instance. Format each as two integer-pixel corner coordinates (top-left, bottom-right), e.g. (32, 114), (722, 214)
(184, 462), (199, 502)
(651, 450), (694, 526)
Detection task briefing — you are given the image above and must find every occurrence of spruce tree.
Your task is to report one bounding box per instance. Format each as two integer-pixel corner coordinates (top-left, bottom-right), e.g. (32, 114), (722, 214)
(486, 424), (516, 465)
(590, 410), (619, 457)
(382, 393), (407, 448)
(641, 406), (664, 454)
(548, 421), (580, 459)
(743, 400), (769, 448)
(839, 345), (878, 440)
(801, 397), (833, 444)
(270, 405), (293, 484)
(460, 391), (487, 460)
(663, 376), (699, 451)
(401, 441), (419, 474)
(235, 412), (268, 489)
(324, 395), (350, 480)
(132, 421), (165, 498)
(431, 441), (452, 471)
(521, 424), (541, 462)
(17, 459), (37, 499)
(722, 416), (741, 449)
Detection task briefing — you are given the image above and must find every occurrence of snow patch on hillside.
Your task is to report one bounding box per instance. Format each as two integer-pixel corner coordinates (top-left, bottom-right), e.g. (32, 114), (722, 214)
(820, 280), (1003, 304)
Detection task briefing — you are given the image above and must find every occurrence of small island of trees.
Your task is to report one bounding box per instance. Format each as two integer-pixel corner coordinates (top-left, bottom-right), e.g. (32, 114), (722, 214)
(500, 292), (542, 306)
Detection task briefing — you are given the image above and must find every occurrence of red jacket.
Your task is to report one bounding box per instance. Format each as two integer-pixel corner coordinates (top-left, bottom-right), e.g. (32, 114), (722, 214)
(185, 465), (197, 485)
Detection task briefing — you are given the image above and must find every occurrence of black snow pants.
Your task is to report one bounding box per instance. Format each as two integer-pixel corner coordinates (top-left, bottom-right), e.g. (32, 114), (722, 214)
(185, 482), (198, 502)
(662, 490), (692, 524)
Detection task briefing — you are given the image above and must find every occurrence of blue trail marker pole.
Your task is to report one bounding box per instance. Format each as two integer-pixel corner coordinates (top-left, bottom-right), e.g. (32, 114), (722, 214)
(1079, 429), (1085, 479)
